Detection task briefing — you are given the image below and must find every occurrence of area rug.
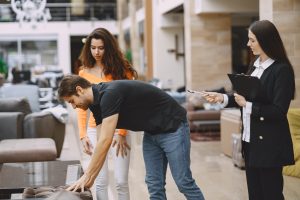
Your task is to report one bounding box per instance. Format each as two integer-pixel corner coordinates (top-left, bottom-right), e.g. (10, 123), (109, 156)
(190, 131), (220, 142)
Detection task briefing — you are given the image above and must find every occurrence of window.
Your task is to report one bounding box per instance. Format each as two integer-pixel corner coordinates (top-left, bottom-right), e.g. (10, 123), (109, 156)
(21, 40), (58, 70)
(0, 41), (17, 76)
(0, 36), (58, 74)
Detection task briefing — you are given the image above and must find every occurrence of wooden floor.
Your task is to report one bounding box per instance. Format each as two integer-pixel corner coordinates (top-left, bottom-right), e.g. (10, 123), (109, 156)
(60, 105), (300, 200)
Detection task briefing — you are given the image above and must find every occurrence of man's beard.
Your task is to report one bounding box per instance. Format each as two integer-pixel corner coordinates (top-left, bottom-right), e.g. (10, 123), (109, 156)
(78, 104), (89, 110)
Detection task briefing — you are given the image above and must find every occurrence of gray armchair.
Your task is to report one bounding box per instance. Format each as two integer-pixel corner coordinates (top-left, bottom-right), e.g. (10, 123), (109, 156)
(0, 84), (41, 112)
(24, 111), (65, 154)
(0, 93), (65, 157)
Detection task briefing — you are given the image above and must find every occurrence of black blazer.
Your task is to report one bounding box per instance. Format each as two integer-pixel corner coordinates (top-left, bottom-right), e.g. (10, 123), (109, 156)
(227, 60), (295, 167)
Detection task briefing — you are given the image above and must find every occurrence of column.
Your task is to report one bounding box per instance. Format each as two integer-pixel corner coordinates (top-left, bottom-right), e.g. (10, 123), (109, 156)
(184, 0), (232, 91)
(129, 0), (141, 73)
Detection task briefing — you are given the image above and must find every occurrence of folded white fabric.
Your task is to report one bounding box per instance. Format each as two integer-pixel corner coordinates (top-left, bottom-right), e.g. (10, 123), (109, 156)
(42, 105), (68, 123)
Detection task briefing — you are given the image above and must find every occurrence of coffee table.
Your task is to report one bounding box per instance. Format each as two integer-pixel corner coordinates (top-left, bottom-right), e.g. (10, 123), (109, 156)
(0, 160), (82, 199)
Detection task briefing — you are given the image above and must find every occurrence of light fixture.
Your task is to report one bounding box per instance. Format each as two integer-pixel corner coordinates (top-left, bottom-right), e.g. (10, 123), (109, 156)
(11, 0), (51, 28)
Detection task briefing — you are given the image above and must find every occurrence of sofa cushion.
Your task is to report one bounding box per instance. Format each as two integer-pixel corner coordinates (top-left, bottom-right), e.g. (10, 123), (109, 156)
(186, 94), (205, 110)
(23, 187), (92, 200)
(283, 160), (300, 178)
(283, 109), (300, 178)
(287, 108), (300, 160)
(0, 84), (40, 112)
(0, 138), (57, 163)
(0, 97), (32, 115)
(287, 108), (300, 143)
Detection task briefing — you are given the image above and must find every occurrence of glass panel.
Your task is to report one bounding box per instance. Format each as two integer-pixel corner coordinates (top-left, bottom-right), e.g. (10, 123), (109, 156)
(21, 40), (58, 70)
(0, 41), (18, 78)
(0, 5), (15, 22)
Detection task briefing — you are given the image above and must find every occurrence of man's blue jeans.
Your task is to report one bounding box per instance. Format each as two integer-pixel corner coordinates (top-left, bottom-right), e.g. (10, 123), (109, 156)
(143, 120), (205, 200)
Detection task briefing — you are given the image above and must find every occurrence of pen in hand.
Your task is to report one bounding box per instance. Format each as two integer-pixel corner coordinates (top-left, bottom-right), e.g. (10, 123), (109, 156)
(188, 90), (223, 104)
(187, 89), (208, 96)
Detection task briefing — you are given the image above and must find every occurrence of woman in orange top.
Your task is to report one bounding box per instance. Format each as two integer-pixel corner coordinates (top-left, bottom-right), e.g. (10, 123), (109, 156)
(77, 27), (137, 200)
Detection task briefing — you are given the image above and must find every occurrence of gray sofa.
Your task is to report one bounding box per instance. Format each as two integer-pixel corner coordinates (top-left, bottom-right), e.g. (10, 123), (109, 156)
(0, 96), (65, 157)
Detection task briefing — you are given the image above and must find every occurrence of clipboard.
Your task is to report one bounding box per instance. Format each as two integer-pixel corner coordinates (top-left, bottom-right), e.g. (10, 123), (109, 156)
(227, 73), (261, 100)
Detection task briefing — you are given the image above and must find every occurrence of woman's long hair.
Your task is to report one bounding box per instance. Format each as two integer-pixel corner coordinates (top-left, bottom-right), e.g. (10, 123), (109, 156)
(79, 28), (137, 80)
(248, 20), (295, 98)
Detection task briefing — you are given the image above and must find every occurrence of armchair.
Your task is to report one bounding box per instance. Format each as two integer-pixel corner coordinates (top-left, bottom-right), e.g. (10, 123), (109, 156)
(0, 84), (40, 112)
(0, 112), (24, 139)
(0, 87), (65, 157)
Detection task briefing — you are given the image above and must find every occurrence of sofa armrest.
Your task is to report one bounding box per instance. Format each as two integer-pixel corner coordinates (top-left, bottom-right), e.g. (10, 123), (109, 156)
(23, 112), (65, 157)
(0, 112), (24, 140)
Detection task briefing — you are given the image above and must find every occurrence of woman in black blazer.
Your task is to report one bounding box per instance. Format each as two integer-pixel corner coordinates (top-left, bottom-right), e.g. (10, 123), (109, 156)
(202, 20), (295, 200)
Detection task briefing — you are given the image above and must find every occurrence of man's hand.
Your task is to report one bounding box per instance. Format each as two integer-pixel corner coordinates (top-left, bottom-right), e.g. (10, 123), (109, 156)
(201, 91), (224, 104)
(67, 115), (118, 193)
(234, 93), (246, 107)
(81, 136), (93, 155)
(66, 173), (94, 192)
(112, 134), (131, 157)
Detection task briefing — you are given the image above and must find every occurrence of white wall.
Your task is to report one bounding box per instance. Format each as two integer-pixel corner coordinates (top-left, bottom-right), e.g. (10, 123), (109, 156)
(259, 0), (273, 21)
(121, 17), (131, 30)
(158, 0), (184, 14)
(0, 21), (118, 74)
(195, 0), (259, 14)
(153, 1), (185, 90)
(136, 7), (145, 23)
(153, 28), (185, 90)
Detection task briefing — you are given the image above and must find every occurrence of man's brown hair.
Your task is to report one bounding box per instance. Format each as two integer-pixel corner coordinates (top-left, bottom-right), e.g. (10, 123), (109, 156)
(58, 75), (92, 99)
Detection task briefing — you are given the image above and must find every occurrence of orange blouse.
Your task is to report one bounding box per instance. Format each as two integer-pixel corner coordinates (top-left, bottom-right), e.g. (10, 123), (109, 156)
(77, 69), (129, 139)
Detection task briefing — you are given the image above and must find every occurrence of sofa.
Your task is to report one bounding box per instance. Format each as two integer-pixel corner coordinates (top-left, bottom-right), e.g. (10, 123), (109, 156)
(184, 93), (221, 133)
(0, 96), (65, 157)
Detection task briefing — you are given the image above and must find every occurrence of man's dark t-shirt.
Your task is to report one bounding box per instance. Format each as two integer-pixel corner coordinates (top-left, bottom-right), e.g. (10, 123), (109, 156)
(89, 80), (187, 134)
